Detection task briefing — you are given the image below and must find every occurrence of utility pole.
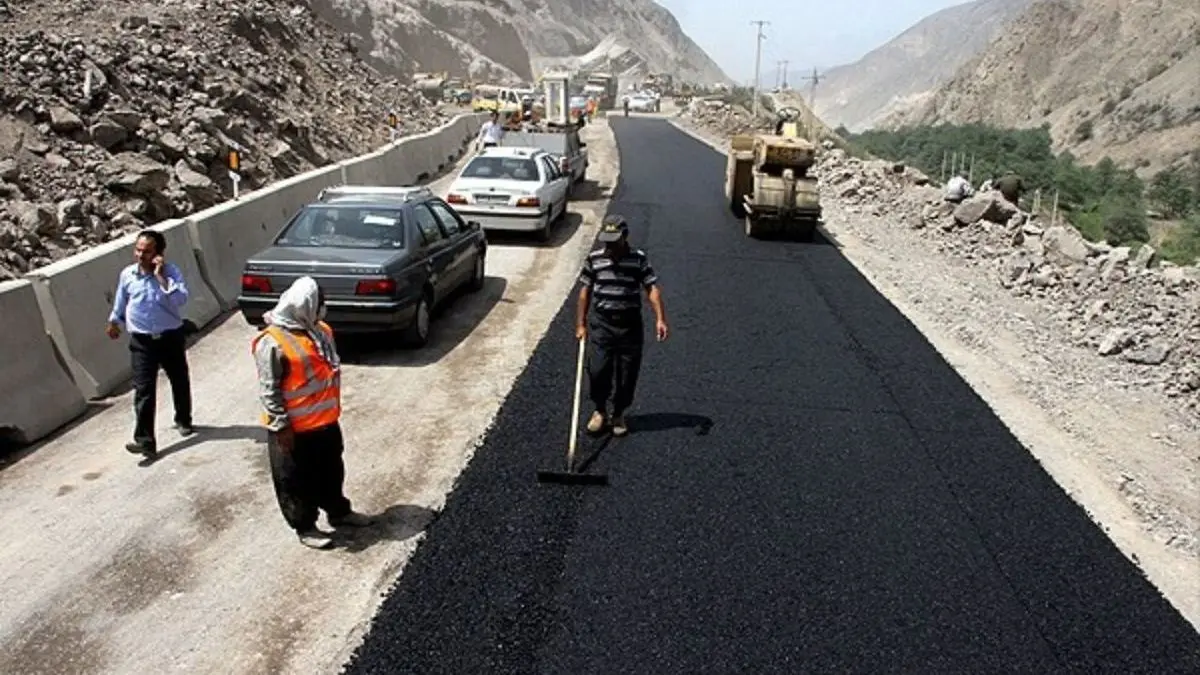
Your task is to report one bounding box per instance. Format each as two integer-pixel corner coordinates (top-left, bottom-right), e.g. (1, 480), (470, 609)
(750, 20), (769, 118)
(780, 60), (789, 89)
(802, 66), (823, 141)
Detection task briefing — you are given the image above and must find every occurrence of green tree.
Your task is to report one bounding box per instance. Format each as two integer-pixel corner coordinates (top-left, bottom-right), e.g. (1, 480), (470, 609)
(1147, 167), (1196, 218)
(1099, 196), (1150, 245)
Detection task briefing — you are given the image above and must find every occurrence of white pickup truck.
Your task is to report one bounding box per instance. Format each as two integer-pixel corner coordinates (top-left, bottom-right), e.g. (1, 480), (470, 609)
(497, 125), (589, 189)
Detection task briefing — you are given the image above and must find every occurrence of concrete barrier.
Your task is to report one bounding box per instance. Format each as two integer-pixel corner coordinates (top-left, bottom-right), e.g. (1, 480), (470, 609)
(337, 112), (485, 187)
(186, 163), (344, 306)
(4, 109), (491, 444)
(25, 219), (221, 400)
(340, 149), (391, 185)
(0, 280), (88, 444)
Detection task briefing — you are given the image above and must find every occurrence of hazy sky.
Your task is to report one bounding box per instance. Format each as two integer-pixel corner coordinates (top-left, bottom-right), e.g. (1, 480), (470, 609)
(655, 0), (973, 82)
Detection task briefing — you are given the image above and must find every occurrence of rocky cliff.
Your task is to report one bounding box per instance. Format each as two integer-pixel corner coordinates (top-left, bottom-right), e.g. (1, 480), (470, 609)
(813, 0), (1034, 132)
(308, 0), (732, 84)
(885, 0), (1200, 174)
(0, 0), (448, 280)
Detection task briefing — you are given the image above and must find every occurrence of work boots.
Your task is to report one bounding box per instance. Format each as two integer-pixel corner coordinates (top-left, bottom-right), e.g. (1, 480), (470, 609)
(298, 529), (335, 550)
(586, 409), (629, 436)
(587, 410), (605, 434)
(611, 414), (628, 437)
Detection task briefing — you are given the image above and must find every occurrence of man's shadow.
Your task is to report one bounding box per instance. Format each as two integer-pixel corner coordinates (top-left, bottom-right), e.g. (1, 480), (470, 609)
(623, 412), (714, 435)
(576, 412), (714, 471)
(140, 424), (264, 466)
(331, 504), (439, 553)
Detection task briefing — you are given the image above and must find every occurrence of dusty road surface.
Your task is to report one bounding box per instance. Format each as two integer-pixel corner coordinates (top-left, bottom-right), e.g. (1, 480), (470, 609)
(0, 119), (619, 674)
(340, 117), (1200, 674)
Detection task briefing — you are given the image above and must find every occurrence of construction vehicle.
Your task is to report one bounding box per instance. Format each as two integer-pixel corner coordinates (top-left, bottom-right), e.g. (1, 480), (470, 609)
(725, 133), (821, 242)
(773, 106), (805, 137)
(583, 72), (617, 109)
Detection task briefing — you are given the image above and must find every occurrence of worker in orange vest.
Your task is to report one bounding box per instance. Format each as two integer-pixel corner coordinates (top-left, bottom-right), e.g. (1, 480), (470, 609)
(251, 276), (374, 549)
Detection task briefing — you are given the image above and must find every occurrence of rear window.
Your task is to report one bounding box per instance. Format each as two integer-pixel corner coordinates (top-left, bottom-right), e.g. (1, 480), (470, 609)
(276, 205), (406, 249)
(461, 156), (541, 181)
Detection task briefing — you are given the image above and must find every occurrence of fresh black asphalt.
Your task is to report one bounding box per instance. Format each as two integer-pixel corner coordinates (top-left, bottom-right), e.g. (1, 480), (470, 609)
(341, 117), (1200, 674)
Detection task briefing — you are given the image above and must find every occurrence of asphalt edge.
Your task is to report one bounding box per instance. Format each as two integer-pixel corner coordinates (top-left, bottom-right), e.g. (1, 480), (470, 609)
(332, 118), (628, 673)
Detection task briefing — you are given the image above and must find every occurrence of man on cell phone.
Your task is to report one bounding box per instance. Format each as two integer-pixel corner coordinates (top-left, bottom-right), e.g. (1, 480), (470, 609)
(106, 228), (195, 461)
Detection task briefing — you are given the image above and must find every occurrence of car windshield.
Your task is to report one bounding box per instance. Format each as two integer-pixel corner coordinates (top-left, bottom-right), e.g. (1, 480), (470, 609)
(461, 156), (541, 181)
(276, 205), (406, 249)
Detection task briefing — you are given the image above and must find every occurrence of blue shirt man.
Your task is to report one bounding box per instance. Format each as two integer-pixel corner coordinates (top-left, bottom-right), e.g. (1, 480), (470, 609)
(108, 261), (189, 334)
(107, 229), (195, 459)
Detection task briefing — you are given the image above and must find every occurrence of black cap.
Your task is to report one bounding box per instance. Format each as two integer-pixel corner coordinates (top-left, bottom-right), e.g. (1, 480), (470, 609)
(598, 214), (629, 242)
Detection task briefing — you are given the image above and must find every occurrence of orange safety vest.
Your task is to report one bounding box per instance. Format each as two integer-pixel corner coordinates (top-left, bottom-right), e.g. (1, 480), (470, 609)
(250, 322), (341, 433)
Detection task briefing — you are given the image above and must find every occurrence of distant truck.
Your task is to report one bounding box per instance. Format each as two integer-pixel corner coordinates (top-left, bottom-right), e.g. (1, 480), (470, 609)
(583, 72), (617, 109)
(499, 125), (589, 190)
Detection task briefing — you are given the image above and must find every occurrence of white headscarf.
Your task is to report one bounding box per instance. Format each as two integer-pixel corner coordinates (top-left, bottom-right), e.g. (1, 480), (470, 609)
(264, 276), (340, 371)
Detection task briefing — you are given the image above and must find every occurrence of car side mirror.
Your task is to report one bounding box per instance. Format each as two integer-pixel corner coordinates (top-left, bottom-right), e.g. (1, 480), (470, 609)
(467, 220), (481, 231)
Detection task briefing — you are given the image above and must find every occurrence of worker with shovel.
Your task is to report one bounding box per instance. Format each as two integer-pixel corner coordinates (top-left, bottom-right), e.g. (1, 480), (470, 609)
(575, 215), (669, 437)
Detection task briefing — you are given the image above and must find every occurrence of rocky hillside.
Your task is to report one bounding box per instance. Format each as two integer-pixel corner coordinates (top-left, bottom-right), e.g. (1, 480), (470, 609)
(813, 0), (1034, 132)
(308, 0), (731, 84)
(885, 0), (1200, 174)
(0, 0), (448, 281)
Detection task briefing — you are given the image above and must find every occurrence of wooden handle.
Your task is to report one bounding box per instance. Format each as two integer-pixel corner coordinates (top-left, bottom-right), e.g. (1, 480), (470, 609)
(566, 336), (586, 470)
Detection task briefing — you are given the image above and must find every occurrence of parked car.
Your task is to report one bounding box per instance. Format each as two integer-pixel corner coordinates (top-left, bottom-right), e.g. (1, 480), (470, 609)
(444, 146), (570, 242)
(568, 95), (590, 123)
(237, 185), (488, 347)
(622, 93), (660, 113)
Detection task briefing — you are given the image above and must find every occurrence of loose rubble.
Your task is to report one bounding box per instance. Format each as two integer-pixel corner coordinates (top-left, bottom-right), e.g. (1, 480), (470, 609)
(816, 148), (1200, 416)
(679, 98), (773, 136)
(0, 0), (449, 279)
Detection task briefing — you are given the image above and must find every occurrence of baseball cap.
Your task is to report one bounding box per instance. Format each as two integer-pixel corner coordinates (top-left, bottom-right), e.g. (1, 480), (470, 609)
(598, 214), (629, 242)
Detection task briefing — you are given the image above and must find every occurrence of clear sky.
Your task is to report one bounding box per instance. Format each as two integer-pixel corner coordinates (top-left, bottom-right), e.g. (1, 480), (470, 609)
(654, 0), (974, 83)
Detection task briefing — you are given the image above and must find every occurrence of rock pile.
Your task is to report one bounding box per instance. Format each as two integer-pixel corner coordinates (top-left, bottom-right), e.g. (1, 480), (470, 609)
(816, 148), (1200, 413)
(0, 0), (449, 279)
(678, 98), (772, 136)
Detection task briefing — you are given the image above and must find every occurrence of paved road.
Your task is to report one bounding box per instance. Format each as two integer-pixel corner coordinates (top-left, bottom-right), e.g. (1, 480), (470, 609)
(342, 117), (1200, 674)
(0, 120), (618, 675)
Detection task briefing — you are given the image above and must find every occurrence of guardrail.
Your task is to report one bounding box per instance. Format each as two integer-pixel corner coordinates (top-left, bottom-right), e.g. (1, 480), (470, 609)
(1, 112), (490, 447)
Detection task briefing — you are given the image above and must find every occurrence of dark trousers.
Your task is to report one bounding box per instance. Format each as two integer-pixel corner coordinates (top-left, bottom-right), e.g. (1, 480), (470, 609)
(130, 327), (192, 448)
(587, 311), (644, 415)
(267, 422), (353, 532)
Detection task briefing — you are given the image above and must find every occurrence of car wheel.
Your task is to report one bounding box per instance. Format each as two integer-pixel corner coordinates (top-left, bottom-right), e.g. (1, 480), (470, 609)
(468, 252), (485, 291)
(402, 292), (432, 347)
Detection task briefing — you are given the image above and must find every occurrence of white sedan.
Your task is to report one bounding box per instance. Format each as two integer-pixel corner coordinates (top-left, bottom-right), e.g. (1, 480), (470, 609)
(623, 94), (660, 112)
(445, 146), (570, 242)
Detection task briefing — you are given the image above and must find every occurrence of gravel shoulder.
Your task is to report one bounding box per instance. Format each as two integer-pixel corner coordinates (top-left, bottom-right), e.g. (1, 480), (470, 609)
(0, 118), (620, 674)
(669, 114), (1200, 630)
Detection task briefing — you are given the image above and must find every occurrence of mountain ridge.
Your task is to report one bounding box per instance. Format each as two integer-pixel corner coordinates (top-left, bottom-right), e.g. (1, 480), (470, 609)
(882, 0), (1200, 174)
(308, 0), (732, 84)
(810, 0), (1035, 132)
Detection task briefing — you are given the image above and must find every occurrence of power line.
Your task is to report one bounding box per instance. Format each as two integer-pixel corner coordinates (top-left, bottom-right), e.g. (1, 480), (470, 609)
(750, 20), (769, 118)
(801, 66), (824, 140)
